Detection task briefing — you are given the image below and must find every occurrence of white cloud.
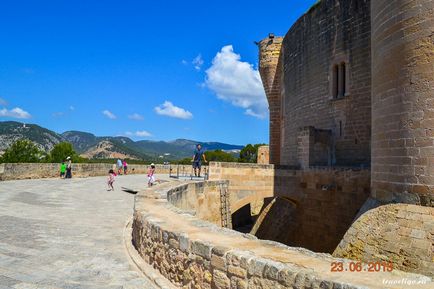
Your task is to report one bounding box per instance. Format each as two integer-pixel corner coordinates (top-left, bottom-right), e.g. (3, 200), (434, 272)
(125, 130), (152, 138)
(0, 97), (7, 106)
(102, 110), (116, 119)
(192, 54), (204, 71)
(69, 105), (75, 111)
(0, 107), (32, 119)
(181, 60), (188, 65)
(128, 113), (144, 121)
(154, 101), (193, 120)
(135, 130), (152, 137)
(205, 45), (268, 119)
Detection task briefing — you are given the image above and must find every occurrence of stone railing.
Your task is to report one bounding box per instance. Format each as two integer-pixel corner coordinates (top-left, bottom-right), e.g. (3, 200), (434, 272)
(166, 180), (232, 228)
(132, 181), (432, 289)
(0, 163), (194, 181)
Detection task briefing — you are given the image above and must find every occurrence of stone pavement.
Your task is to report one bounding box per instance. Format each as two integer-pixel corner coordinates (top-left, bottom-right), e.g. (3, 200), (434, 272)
(0, 174), (170, 289)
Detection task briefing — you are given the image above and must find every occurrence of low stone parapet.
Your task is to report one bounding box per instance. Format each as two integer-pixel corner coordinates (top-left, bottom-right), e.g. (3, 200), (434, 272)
(0, 163), (195, 181)
(132, 181), (432, 289)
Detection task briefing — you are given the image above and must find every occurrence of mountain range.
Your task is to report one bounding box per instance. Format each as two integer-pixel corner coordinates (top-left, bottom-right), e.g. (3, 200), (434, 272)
(0, 121), (244, 160)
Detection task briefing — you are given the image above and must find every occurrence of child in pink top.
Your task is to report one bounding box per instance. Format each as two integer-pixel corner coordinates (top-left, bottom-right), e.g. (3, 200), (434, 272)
(147, 163), (155, 187)
(107, 169), (115, 191)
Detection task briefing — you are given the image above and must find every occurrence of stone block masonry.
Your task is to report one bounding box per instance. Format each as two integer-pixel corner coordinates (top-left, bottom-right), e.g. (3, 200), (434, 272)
(209, 162), (370, 253)
(259, 36), (283, 165)
(0, 163), (198, 181)
(334, 204), (434, 278)
(166, 180), (232, 228)
(260, 0), (372, 167)
(131, 181), (432, 289)
(370, 0), (434, 207)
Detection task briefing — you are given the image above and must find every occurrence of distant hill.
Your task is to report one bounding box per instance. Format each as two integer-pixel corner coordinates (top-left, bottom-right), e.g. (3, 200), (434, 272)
(62, 131), (244, 160)
(0, 121), (244, 161)
(0, 121), (64, 153)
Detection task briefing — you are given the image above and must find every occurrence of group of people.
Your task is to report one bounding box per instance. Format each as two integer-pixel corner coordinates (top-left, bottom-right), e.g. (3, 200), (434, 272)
(58, 144), (208, 191)
(107, 144), (207, 191)
(107, 162), (155, 191)
(59, 157), (73, 179)
(115, 159), (128, 175)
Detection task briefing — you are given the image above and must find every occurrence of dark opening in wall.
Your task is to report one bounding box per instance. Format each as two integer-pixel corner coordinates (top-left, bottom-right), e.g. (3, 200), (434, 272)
(342, 62), (346, 96)
(333, 65), (339, 98)
(231, 203), (254, 233)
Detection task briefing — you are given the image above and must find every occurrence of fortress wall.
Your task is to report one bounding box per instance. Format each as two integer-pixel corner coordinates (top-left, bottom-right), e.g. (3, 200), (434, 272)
(279, 0), (371, 167)
(132, 181), (431, 289)
(208, 162), (274, 213)
(371, 0), (434, 206)
(0, 163), (189, 181)
(334, 204), (434, 277)
(274, 167), (370, 253)
(208, 162), (370, 253)
(167, 181), (232, 228)
(259, 37), (283, 165)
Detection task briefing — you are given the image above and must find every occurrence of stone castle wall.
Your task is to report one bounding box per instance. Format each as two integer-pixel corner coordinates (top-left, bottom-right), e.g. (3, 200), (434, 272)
(209, 162), (370, 253)
(259, 37), (283, 165)
(167, 181), (232, 228)
(0, 163), (194, 181)
(260, 0), (372, 167)
(334, 204), (434, 278)
(370, 0), (434, 207)
(132, 181), (431, 289)
(256, 145), (270, 165)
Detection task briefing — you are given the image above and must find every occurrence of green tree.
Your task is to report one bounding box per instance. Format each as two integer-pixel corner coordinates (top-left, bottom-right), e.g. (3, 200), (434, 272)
(238, 144), (266, 163)
(204, 150), (236, 162)
(49, 142), (81, 163)
(175, 157), (193, 165)
(0, 139), (45, 163)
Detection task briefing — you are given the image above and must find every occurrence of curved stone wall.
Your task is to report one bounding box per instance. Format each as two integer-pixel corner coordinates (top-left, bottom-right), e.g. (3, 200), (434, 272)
(334, 204), (434, 277)
(371, 0), (434, 206)
(259, 36), (283, 165)
(167, 180), (231, 228)
(278, 0), (372, 167)
(132, 181), (432, 289)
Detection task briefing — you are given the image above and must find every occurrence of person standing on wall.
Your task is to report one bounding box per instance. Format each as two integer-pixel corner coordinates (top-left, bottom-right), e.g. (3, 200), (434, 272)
(191, 144), (207, 177)
(65, 156), (72, 178)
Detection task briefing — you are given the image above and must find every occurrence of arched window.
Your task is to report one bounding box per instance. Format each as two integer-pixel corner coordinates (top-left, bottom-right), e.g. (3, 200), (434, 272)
(341, 62), (346, 96)
(333, 65), (339, 98)
(331, 61), (349, 99)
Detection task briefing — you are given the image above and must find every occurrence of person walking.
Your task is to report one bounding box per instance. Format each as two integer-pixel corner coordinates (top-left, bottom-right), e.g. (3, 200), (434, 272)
(107, 169), (116, 191)
(65, 157), (72, 178)
(191, 144), (207, 177)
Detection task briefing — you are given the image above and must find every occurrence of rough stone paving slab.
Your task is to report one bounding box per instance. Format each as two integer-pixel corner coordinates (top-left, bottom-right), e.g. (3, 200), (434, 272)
(0, 174), (170, 289)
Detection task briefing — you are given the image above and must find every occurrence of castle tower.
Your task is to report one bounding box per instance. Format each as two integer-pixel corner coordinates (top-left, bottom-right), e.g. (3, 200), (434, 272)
(259, 35), (283, 165)
(371, 0), (434, 206)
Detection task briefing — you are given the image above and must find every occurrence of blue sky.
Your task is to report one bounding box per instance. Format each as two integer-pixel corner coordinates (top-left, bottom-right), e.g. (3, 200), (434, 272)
(0, 0), (316, 145)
